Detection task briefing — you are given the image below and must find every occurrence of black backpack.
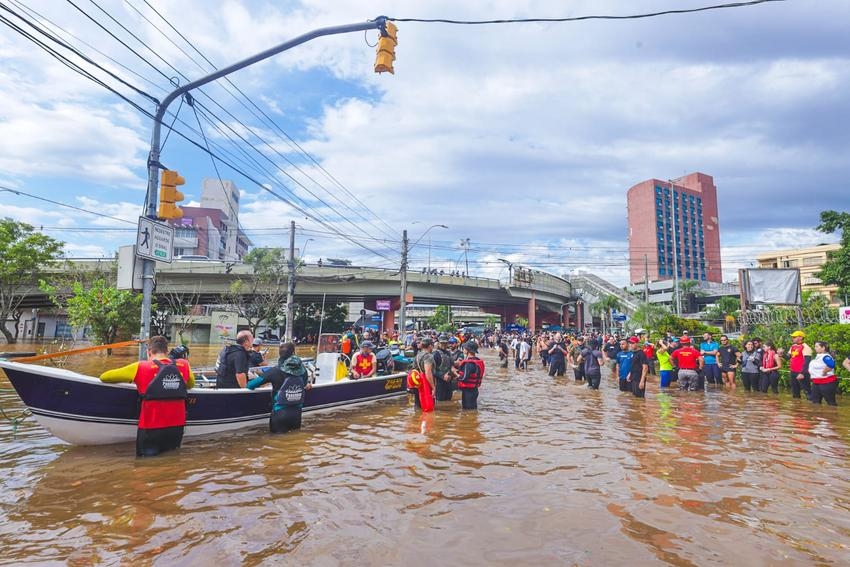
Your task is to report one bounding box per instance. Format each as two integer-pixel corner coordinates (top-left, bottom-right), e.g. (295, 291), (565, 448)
(275, 374), (305, 408)
(144, 359), (189, 401)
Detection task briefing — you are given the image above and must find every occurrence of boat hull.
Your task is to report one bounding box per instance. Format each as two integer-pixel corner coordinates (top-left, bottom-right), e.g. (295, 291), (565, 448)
(0, 360), (407, 446)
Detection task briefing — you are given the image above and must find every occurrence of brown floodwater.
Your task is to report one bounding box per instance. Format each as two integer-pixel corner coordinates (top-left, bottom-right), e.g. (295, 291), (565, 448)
(1, 343), (849, 566)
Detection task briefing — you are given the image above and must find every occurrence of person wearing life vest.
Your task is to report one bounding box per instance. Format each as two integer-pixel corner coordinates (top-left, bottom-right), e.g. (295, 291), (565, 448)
(411, 337), (436, 412)
(100, 336), (194, 457)
(808, 341), (838, 406)
(454, 341), (485, 410)
(247, 342), (312, 432)
(787, 330), (813, 400)
(434, 335), (455, 401)
(350, 340), (377, 379)
(670, 336), (702, 392)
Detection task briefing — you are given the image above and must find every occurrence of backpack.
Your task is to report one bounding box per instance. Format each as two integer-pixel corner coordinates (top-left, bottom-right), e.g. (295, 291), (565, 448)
(275, 373), (305, 408)
(144, 359), (188, 400)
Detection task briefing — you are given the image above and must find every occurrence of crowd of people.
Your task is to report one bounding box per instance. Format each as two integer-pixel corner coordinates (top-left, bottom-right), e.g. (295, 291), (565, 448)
(99, 325), (847, 458)
(486, 328), (848, 406)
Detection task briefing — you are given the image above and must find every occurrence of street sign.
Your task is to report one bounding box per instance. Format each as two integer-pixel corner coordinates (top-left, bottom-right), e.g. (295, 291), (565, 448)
(376, 300), (391, 311)
(839, 306), (850, 324)
(371, 314), (382, 321)
(613, 314), (628, 322)
(136, 217), (174, 263)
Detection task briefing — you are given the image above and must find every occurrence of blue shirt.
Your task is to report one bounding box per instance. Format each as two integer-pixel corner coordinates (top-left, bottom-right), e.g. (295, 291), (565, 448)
(616, 350), (634, 380)
(701, 341), (719, 365)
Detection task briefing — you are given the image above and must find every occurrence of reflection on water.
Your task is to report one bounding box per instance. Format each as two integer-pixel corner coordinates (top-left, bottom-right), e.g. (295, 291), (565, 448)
(2, 346), (850, 565)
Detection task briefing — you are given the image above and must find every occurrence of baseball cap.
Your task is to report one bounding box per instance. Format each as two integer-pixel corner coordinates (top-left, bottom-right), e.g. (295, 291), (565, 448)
(360, 340), (374, 348)
(252, 338), (263, 346)
(627, 336), (640, 344)
(462, 341), (478, 353)
(679, 336), (691, 344)
(420, 337), (433, 347)
(635, 328), (647, 335)
(790, 330), (806, 338)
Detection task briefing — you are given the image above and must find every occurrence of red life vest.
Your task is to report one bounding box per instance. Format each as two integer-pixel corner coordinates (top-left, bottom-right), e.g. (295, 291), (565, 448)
(763, 349), (777, 370)
(134, 358), (191, 430)
(457, 357), (485, 389)
(788, 344), (806, 373)
(352, 352), (375, 377)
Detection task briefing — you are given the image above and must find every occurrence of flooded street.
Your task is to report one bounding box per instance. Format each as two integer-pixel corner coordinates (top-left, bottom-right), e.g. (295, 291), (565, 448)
(2, 345), (850, 565)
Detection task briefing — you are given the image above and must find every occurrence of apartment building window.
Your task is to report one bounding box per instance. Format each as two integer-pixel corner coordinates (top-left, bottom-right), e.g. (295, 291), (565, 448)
(802, 256), (822, 267)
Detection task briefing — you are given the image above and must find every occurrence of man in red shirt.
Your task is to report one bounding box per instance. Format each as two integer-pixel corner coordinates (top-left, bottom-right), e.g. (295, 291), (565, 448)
(671, 336), (702, 392)
(787, 330), (813, 400)
(101, 336), (194, 456)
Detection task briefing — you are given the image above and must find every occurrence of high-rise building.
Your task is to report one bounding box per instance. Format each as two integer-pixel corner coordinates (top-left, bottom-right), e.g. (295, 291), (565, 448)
(627, 172), (722, 284)
(169, 178), (252, 261)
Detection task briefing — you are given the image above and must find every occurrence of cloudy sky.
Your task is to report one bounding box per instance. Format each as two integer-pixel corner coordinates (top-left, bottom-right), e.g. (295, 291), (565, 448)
(1, 0), (847, 286)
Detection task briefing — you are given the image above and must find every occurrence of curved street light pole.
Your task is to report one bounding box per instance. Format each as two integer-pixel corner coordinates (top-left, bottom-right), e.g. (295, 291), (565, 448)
(399, 224), (447, 337)
(498, 258), (514, 286)
(138, 16), (389, 359)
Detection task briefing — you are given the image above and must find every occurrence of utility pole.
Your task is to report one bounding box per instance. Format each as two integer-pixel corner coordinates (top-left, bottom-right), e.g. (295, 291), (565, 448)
(399, 229), (409, 337)
(461, 238), (470, 276)
(285, 220), (296, 341)
(670, 179), (681, 316)
(644, 254), (649, 303)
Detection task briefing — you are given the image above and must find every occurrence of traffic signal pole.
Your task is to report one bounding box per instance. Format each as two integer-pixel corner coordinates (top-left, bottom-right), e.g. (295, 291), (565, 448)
(138, 17), (390, 358)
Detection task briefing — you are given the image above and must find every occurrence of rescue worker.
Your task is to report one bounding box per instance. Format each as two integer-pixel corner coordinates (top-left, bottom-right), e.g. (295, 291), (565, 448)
(350, 340), (377, 379)
(434, 335), (455, 401)
(249, 337), (267, 367)
(671, 336), (702, 392)
(787, 330), (813, 400)
(455, 341), (485, 410)
(100, 335), (194, 457)
(413, 337), (437, 412)
(216, 330), (252, 388)
(569, 337), (585, 382)
(247, 342), (311, 433)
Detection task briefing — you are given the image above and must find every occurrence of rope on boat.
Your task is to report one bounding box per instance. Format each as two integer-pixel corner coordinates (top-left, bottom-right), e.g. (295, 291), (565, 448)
(12, 340), (142, 362)
(0, 389), (32, 435)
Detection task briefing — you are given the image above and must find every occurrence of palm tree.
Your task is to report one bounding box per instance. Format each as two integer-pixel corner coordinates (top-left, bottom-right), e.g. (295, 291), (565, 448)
(630, 301), (670, 333)
(592, 294), (622, 334)
(677, 279), (702, 314)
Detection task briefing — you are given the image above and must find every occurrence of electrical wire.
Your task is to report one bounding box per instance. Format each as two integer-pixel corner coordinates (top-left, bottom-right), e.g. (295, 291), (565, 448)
(0, 186), (137, 225)
(137, 0), (400, 242)
(389, 1), (785, 24)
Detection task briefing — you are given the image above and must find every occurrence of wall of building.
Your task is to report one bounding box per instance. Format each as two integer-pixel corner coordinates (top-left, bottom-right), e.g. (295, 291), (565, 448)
(756, 243), (842, 305)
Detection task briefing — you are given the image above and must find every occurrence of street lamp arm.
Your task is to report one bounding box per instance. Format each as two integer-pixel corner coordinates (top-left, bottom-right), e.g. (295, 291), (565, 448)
(410, 224), (448, 248)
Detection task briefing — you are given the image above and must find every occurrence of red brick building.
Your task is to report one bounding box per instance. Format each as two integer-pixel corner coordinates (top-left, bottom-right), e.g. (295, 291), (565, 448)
(627, 172), (722, 284)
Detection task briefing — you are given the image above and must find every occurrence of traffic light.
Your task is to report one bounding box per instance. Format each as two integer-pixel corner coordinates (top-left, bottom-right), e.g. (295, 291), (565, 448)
(374, 22), (397, 74)
(158, 169), (185, 219)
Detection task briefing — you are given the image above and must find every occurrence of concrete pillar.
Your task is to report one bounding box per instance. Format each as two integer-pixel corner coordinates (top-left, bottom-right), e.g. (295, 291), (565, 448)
(528, 293), (536, 332)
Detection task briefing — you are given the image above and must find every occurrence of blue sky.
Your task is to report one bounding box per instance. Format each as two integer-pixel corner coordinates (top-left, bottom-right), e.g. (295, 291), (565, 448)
(1, 0), (847, 286)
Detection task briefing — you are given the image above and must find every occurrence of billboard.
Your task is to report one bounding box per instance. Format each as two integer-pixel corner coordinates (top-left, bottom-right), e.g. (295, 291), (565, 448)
(840, 306), (850, 325)
(375, 299), (391, 311)
(742, 268), (801, 305)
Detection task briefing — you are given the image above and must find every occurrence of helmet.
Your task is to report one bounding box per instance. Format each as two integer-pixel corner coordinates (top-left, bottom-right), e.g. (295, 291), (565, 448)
(168, 345), (189, 359)
(790, 331), (806, 338)
(448, 337), (459, 344)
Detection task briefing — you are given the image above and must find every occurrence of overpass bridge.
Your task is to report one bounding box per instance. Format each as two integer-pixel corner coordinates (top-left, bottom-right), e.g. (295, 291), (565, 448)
(15, 259), (578, 332)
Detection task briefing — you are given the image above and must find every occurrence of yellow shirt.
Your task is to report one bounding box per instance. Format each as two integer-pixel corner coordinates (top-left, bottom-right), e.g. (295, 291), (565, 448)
(100, 359), (196, 389)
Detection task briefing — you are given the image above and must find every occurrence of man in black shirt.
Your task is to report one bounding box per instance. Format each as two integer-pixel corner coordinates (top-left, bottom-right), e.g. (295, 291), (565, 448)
(216, 330), (252, 388)
(627, 336), (649, 398)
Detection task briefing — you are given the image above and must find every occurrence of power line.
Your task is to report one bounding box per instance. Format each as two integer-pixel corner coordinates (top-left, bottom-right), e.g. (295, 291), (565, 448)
(0, 186), (136, 224)
(136, 0), (400, 242)
(389, 1), (785, 25)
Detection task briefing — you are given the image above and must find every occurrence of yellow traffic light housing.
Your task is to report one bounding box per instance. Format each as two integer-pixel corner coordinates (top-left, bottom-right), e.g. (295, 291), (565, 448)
(374, 22), (397, 74)
(158, 169), (185, 219)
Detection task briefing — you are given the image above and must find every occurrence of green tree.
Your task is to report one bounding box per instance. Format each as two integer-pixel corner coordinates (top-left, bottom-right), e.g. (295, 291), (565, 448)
(63, 279), (143, 347)
(221, 248), (289, 335)
(0, 219), (64, 343)
(293, 301), (347, 338)
(816, 210), (850, 300)
(427, 305), (453, 331)
(591, 294), (622, 334)
(629, 301), (669, 334)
